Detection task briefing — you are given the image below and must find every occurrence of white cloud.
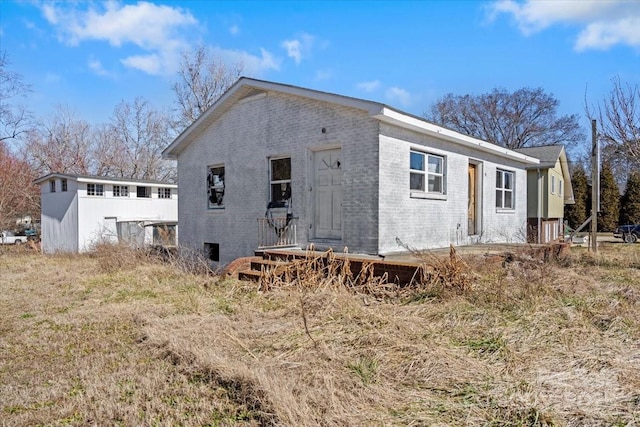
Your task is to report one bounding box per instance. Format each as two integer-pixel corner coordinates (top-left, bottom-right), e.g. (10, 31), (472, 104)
(576, 17), (640, 51)
(121, 54), (161, 75)
(211, 47), (280, 76)
(282, 39), (302, 63)
(357, 80), (381, 93)
(41, 3), (59, 25)
(281, 32), (316, 64)
(229, 25), (240, 35)
(386, 87), (412, 108)
(88, 58), (110, 76)
(487, 0), (640, 51)
(39, 1), (199, 75)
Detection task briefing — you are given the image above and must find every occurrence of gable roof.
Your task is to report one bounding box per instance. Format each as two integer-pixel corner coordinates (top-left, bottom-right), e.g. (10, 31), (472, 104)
(162, 77), (539, 166)
(515, 145), (565, 168)
(33, 172), (177, 188)
(516, 145), (574, 204)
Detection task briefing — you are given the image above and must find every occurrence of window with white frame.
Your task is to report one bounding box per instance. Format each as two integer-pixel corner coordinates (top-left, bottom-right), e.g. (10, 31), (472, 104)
(207, 165), (225, 208)
(87, 183), (104, 196)
(410, 150), (444, 194)
(158, 188), (172, 199)
(270, 157), (291, 206)
(61, 179), (67, 192)
(113, 185), (129, 197)
(559, 180), (563, 197)
(551, 175), (556, 194)
(496, 169), (514, 209)
(49, 180), (56, 192)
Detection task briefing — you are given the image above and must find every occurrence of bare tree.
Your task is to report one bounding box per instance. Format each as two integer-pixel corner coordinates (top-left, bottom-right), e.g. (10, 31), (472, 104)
(103, 97), (175, 181)
(0, 51), (33, 143)
(0, 142), (39, 229)
(426, 87), (585, 150)
(172, 45), (243, 132)
(92, 124), (125, 177)
(22, 105), (93, 176)
(587, 76), (640, 175)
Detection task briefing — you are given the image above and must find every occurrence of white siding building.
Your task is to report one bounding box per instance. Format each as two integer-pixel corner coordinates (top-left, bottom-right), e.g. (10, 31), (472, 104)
(34, 173), (178, 253)
(163, 78), (539, 265)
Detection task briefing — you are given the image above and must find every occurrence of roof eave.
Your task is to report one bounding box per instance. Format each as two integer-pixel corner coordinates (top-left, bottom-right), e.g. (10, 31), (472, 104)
(374, 107), (540, 165)
(33, 172), (76, 185)
(162, 77), (385, 160)
(74, 176), (178, 188)
(33, 172), (177, 187)
(558, 147), (575, 205)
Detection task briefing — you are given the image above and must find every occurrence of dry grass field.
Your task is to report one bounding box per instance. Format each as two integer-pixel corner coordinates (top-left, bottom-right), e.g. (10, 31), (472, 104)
(1, 242), (639, 426)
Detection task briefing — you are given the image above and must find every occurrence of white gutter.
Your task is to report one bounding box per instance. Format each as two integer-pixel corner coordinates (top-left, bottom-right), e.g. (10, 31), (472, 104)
(75, 177), (178, 188)
(374, 107), (540, 165)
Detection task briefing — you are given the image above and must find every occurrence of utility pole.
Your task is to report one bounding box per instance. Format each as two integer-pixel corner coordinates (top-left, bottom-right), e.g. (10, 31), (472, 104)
(590, 119), (599, 253)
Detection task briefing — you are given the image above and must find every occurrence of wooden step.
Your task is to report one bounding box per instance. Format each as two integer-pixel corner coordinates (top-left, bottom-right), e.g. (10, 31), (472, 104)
(237, 269), (262, 282)
(250, 258), (289, 271)
(238, 256), (294, 282)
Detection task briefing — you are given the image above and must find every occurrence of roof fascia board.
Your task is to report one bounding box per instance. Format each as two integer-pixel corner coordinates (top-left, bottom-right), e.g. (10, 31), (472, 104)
(75, 176), (177, 187)
(245, 79), (384, 114)
(375, 107), (539, 165)
(34, 173), (176, 188)
(33, 172), (77, 185)
(162, 78), (385, 160)
(558, 147), (575, 204)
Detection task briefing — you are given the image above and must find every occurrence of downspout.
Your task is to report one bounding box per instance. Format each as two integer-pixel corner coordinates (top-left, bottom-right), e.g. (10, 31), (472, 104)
(537, 168), (542, 244)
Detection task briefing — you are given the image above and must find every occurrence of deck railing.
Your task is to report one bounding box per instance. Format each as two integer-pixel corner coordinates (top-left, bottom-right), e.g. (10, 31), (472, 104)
(257, 217), (298, 248)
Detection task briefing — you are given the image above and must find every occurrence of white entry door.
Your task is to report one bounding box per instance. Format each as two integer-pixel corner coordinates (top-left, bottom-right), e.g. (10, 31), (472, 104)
(313, 148), (342, 239)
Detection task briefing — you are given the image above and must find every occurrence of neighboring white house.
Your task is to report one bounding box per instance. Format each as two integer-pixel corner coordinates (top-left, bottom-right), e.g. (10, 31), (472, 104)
(163, 78), (539, 265)
(34, 173), (178, 253)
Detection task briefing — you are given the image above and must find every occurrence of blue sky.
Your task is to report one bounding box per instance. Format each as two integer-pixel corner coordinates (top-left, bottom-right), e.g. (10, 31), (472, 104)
(1, 0), (639, 136)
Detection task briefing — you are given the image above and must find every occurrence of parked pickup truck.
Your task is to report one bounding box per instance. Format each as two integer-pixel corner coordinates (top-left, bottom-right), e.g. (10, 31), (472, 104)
(613, 224), (640, 243)
(0, 230), (28, 245)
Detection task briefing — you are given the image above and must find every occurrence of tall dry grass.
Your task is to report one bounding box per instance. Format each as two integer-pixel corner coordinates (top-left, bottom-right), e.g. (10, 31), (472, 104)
(1, 242), (639, 426)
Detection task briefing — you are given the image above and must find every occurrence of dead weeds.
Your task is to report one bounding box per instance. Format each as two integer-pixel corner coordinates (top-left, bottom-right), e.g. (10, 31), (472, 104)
(1, 242), (639, 426)
(259, 244), (475, 301)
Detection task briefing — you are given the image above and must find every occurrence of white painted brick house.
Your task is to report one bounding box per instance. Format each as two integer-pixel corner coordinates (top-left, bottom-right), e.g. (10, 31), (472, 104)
(34, 173), (178, 253)
(163, 78), (539, 265)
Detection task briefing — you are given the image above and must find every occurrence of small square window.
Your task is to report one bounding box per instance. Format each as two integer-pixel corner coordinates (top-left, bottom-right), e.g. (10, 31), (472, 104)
(113, 185), (129, 197)
(158, 188), (172, 199)
(87, 183), (104, 196)
(207, 165), (225, 208)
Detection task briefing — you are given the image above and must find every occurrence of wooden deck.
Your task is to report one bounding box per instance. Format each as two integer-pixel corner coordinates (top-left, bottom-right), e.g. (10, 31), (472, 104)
(238, 248), (423, 285)
(236, 242), (572, 285)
